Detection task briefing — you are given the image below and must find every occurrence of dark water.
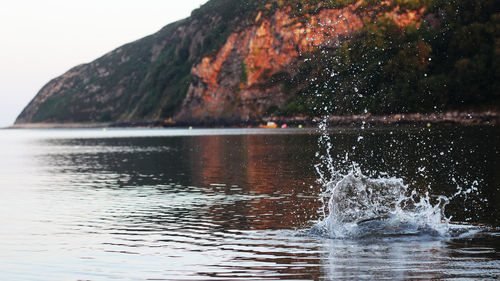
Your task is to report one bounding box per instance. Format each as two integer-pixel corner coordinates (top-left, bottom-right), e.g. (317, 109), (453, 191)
(0, 127), (498, 280)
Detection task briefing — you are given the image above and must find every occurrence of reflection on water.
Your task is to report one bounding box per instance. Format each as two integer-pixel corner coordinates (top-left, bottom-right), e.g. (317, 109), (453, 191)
(0, 127), (499, 280)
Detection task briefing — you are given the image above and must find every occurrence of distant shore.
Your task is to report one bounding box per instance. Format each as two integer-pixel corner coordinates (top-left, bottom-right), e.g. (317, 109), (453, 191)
(7, 111), (499, 129)
(7, 122), (114, 129)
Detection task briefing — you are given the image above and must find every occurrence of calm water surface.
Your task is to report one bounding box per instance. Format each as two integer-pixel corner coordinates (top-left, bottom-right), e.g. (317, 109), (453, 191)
(0, 127), (499, 280)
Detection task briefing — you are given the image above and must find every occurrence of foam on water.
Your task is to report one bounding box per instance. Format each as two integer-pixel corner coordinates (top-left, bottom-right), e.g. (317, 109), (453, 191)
(309, 167), (451, 239)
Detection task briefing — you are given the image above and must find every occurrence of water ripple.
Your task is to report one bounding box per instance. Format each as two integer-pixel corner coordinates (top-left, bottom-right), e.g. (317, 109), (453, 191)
(0, 129), (499, 280)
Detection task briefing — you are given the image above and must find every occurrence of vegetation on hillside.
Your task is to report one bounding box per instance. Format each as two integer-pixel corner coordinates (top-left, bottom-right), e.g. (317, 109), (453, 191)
(19, 0), (500, 124)
(31, 35), (156, 123)
(275, 0), (500, 116)
(25, 0), (266, 123)
(130, 0), (264, 119)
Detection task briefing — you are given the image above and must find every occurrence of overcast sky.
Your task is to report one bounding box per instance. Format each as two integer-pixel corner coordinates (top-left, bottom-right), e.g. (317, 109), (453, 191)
(0, 0), (208, 127)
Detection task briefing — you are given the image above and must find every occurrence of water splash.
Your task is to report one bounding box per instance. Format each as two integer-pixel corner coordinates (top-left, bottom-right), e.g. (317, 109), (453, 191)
(310, 167), (450, 239)
(308, 117), (455, 239)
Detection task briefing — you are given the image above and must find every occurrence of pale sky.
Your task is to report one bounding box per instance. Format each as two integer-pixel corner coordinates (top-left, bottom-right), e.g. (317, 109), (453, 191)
(0, 0), (208, 127)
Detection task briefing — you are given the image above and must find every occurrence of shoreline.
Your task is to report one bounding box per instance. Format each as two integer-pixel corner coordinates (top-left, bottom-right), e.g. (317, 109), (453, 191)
(7, 122), (114, 129)
(6, 111), (499, 129)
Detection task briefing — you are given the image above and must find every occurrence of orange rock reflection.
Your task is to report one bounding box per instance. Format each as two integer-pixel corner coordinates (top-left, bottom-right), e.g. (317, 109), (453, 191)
(188, 135), (321, 230)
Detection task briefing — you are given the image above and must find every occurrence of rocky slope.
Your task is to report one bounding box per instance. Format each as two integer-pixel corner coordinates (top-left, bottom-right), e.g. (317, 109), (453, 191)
(15, 0), (500, 125)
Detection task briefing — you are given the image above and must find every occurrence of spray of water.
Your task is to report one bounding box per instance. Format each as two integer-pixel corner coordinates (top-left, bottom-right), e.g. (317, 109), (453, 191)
(309, 116), (455, 239)
(314, 168), (451, 238)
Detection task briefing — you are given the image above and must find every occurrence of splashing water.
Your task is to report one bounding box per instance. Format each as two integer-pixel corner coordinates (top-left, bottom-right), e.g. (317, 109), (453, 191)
(308, 118), (453, 239)
(310, 167), (451, 239)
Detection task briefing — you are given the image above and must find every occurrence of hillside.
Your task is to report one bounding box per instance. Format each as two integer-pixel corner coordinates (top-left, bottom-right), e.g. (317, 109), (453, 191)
(15, 0), (500, 125)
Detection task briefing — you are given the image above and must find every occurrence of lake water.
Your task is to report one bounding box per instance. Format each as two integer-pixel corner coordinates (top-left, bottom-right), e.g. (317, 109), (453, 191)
(0, 127), (499, 280)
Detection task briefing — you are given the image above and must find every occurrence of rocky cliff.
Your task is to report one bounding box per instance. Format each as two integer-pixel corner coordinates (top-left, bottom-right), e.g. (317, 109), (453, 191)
(15, 0), (500, 125)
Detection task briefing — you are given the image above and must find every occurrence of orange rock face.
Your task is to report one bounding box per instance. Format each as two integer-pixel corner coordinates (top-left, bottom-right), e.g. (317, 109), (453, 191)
(177, 2), (424, 122)
(243, 7), (365, 87)
(388, 6), (426, 28)
(191, 33), (239, 105)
